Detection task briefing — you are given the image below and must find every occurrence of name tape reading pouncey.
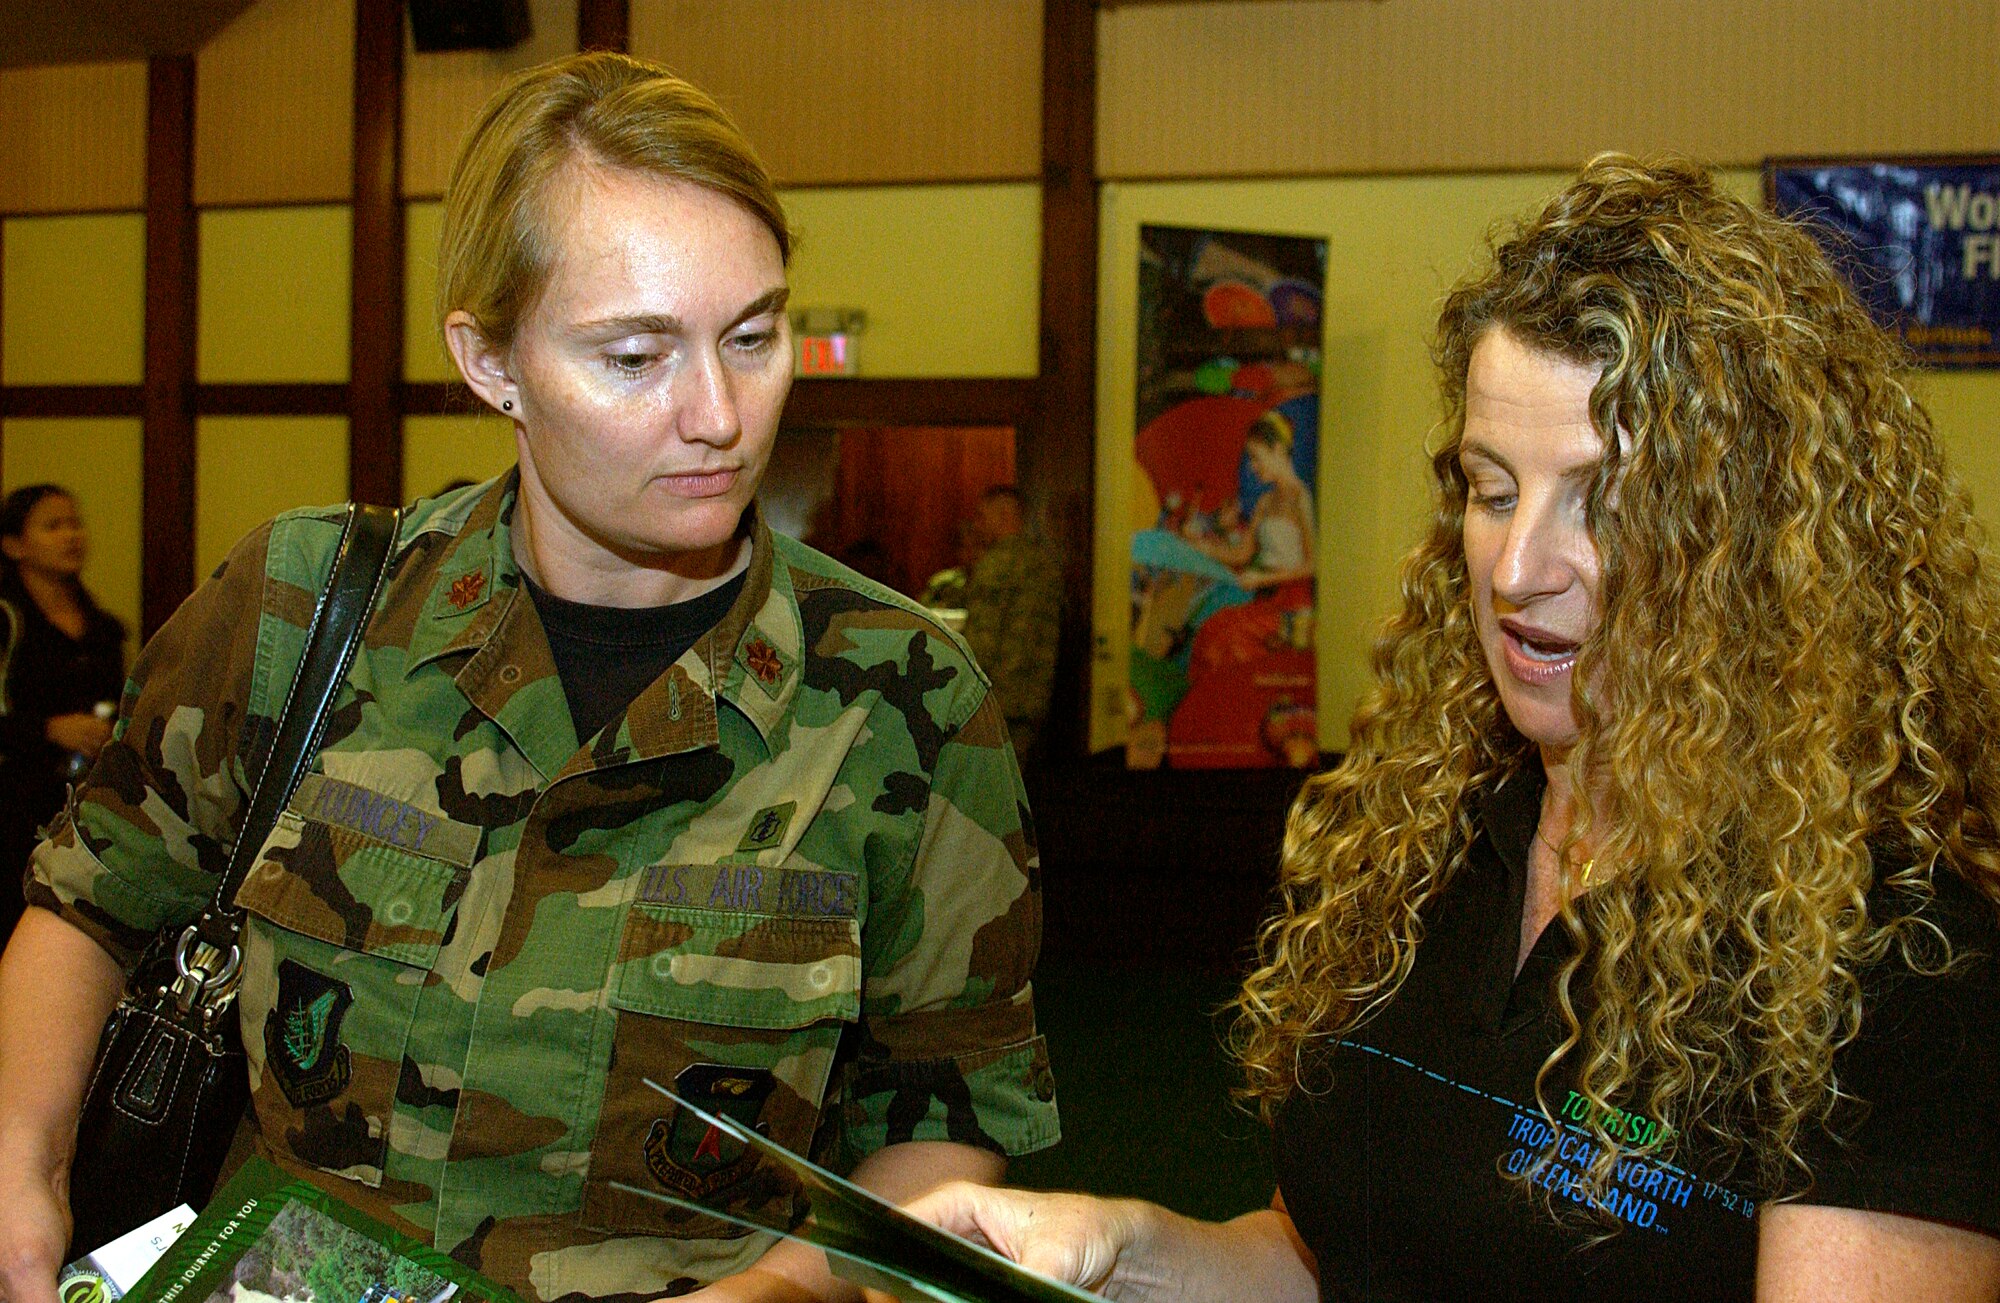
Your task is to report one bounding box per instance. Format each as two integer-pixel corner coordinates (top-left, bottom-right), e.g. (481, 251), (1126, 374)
(639, 862), (860, 918)
(290, 773), (482, 867)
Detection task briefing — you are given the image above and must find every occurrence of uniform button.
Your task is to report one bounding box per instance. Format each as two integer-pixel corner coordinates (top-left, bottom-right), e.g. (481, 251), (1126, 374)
(807, 962), (834, 990)
(1034, 1067), (1057, 1102)
(651, 952), (676, 978)
(383, 898), (413, 925)
(499, 664), (522, 684)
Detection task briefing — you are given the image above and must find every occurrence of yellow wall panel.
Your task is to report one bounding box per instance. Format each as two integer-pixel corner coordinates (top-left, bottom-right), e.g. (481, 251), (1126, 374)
(1, 419), (144, 647)
(630, 0), (1040, 185)
(1099, 0), (2000, 179)
(196, 0), (355, 204)
(403, 200), (457, 381)
(783, 184), (1041, 377)
(0, 63), (148, 215)
(195, 417), (349, 578)
(402, 414), (517, 504)
(402, 0), (579, 198)
(1918, 368), (2000, 596)
(198, 206), (352, 383)
(1091, 168), (2000, 753)
(3, 214), (146, 385)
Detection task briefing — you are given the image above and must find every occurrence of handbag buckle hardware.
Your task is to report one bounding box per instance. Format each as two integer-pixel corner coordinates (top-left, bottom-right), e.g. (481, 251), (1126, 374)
(170, 926), (242, 1017)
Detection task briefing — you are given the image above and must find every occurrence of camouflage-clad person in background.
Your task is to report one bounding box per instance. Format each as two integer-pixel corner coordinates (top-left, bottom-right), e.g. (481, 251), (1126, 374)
(961, 488), (1064, 762)
(0, 53), (1054, 1303)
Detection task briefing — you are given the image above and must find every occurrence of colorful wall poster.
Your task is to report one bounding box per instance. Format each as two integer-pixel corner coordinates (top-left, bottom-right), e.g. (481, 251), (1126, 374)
(1127, 225), (1325, 769)
(1767, 157), (2000, 367)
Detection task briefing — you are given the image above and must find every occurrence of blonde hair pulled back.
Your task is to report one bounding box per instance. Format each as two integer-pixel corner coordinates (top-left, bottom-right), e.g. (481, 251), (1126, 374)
(436, 51), (789, 350)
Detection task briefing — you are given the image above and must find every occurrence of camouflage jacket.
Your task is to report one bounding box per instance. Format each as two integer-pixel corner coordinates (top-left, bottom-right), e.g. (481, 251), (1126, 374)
(961, 534), (1062, 727)
(29, 477), (1057, 1300)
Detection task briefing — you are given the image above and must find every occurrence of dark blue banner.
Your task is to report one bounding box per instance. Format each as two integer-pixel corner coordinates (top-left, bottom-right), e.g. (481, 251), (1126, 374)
(1767, 157), (2000, 367)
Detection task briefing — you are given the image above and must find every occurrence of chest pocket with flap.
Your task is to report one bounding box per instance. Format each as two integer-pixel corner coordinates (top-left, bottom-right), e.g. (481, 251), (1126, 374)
(582, 875), (863, 1240)
(231, 786), (473, 1189)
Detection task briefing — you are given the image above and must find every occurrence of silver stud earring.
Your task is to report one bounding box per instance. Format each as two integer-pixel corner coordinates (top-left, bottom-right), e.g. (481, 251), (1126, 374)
(502, 400), (513, 411)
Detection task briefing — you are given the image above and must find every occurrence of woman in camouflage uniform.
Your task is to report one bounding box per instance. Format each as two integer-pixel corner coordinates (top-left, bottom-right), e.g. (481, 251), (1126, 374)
(0, 53), (1055, 1303)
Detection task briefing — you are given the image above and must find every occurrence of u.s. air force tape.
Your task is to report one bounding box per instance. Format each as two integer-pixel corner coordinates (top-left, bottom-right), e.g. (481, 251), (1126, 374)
(637, 862), (859, 918)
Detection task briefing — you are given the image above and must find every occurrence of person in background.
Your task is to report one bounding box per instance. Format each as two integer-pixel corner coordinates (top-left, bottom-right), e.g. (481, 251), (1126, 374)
(905, 156), (2000, 1300)
(0, 485), (124, 945)
(919, 518), (986, 612)
(0, 52), (1052, 1303)
(961, 486), (1063, 761)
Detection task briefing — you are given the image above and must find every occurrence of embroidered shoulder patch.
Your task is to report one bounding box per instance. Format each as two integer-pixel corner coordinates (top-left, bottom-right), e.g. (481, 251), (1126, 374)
(265, 959), (354, 1108)
(644, 1063), (775, 1197)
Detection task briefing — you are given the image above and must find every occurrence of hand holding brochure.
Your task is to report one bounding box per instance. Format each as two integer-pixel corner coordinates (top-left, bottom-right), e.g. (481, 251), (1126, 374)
(94, 1092), (1093, 1303)
(610, 1077), (1103, 1303)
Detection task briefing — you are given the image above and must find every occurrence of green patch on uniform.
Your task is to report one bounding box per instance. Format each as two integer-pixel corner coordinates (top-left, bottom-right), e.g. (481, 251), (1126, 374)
(266, 959), (354, 1108)
(736, 801), (797, 853)
(643, 1063), (774, 1196)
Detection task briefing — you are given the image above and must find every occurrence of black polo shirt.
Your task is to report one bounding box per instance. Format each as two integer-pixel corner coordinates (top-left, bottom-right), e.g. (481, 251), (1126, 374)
(1274, 761), (2000, 1302)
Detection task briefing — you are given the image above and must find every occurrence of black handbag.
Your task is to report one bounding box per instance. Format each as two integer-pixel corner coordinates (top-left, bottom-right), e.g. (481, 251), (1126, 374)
(66, 503), (399, 1254)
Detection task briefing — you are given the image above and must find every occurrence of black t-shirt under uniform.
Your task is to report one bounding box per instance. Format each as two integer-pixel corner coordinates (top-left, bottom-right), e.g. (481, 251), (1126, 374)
(524, 570), (745, 742)
(1275, 760), (2000, 1301)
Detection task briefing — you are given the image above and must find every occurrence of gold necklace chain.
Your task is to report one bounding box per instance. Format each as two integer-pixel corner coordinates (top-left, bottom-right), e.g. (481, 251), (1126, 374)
(1534, 826), (1596, 886)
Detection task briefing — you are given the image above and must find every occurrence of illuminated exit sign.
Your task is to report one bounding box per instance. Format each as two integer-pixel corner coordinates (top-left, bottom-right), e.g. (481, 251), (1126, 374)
(792, 308), (865, 377)
(798, 333), (855, 375)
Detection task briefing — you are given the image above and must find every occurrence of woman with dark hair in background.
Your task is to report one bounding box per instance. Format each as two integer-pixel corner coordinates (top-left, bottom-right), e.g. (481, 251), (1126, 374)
(0, 485), (123, 943)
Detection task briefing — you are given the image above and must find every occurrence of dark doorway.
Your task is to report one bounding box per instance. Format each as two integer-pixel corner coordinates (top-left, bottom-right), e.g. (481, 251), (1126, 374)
(761, 424), (1017, 599)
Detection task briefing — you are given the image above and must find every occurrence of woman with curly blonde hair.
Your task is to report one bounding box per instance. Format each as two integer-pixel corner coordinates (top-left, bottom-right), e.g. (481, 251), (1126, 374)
(907, 156), (2000, 1300)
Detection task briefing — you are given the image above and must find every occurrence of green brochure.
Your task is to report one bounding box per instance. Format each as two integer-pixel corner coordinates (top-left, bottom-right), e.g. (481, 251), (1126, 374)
(119, 1110), (1096, 1303)
(121, 1159), (521, 1303)
(611, 1078), (1104, 1303)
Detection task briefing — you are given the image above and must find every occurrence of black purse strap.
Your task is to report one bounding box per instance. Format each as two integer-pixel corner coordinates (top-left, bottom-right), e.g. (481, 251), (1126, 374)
(178, 503), (400, 985)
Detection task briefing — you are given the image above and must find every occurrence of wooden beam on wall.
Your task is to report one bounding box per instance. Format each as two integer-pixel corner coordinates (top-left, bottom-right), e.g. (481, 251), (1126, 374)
(785, 378), (1038, 430)
(351, 0), (405, 506)
(577, 0), (629, 52)
(143, 56), (198, 639)
(1, 229), (6, 485)
(1027, 0), (1098, 761)
(1, 387), (146, 418)
(200, 383), (351, 415)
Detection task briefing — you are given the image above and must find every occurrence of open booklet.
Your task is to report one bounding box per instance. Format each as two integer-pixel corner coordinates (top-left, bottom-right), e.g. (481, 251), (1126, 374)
(113, 1158), (521, 1303)
(611, 1077), (1103, 1303)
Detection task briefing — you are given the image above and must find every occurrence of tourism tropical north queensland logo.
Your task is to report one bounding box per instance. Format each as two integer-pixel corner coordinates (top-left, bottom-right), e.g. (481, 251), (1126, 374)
(267, 959), (354, 1108)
